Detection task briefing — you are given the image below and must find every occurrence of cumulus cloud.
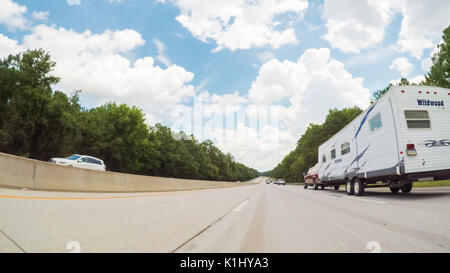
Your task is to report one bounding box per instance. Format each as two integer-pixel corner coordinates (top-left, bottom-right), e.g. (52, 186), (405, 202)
(394, 1), (450, 59)
(187, 48), (371, 170)
(0, 25), (196, 125)
(0, 33), (24, 57)
(322, 0), (450, 58)
(389, 57), (414, 77)
(0, 0), (28, 29)
(32, 11), (49, 21)
(168, 48), (371, 170)
(158, 0), (309, 52)
(322, 0), (394, 53)
(390, 74), (425, 85)
(67, 0), (81, 6)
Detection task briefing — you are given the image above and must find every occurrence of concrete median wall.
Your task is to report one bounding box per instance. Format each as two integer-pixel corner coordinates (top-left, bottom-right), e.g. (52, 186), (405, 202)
(0, 152), (256, 192)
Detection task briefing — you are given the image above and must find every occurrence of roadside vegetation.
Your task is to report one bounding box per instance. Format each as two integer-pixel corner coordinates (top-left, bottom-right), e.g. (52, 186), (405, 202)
(413, 180), (450, 188)
(269, 25), (450, 183)
(0, 50), (258, 181)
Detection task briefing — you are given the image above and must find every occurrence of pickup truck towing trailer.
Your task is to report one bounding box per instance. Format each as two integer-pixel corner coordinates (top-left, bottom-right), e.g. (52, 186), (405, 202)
(304, 163), (324, 190)
(316, 85), (450, 196)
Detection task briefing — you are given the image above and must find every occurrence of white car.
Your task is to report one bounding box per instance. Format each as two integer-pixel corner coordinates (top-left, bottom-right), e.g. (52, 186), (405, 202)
(277, 179), (286, 185)
(49, 154), (106, 171)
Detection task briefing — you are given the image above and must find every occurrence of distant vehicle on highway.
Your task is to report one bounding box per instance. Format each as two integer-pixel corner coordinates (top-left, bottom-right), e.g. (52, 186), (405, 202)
(314, 85), (450, 196)
(49, 154), (106, 171)
(277, 179), (286, 186)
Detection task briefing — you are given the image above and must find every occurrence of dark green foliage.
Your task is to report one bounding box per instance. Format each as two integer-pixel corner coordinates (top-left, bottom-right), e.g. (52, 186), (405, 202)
(0, 49), (258, 182)
(269, 107), (362, 183)
(424, 25), (450, 88)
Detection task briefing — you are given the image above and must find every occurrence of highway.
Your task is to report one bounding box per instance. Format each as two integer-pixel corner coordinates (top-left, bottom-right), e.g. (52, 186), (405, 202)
(0, 180), (449, 253)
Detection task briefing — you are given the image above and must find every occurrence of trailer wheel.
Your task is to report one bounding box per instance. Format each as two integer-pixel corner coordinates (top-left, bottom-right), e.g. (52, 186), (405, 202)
(320, 185), (325, 190)
(353, 179), (365, 196)
(389, 186), (400, 193)
(346, 181), (354, 195)
(401, 183), (413, 193)
(313, 179), (319, 190)
(334, 185), (340, 190)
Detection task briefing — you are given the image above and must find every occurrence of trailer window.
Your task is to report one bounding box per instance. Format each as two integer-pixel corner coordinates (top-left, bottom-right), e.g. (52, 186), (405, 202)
(405, 110), (430, 128)
(369, 113), (382, 131)
(341, 142), (350, 155)
(330, 149), (336, 159)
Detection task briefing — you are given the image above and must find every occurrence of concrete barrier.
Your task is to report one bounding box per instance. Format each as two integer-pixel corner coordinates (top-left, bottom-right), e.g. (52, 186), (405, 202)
(0, 152), (257, 192)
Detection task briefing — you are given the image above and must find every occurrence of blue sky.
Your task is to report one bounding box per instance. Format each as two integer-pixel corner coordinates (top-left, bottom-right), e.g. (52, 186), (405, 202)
(0, 0), (448, 171)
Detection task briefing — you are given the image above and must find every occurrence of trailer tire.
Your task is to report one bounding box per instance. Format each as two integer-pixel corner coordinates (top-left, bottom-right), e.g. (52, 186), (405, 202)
(401, 183), (413, 193)
(354, 179), (365, 196)
(320, 185), (324, 190)
(334, 185), (340, 190)
(346, 181), (354, 195)
(389, 186), (400, 193)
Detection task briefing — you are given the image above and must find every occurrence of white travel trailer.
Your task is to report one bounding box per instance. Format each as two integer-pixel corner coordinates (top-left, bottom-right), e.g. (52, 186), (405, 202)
(317, 85), (450, 196)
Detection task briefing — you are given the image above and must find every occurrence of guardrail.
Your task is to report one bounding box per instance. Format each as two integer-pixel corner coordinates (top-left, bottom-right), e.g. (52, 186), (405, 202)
(0, 152), (256, 192)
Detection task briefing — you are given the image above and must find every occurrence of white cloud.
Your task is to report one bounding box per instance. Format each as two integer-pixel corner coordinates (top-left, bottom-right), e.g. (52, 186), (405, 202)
(194, 48), (371, 170)
(409, 74), (425, 84)
(322, 0), (450, 58)
(0, 0), (28, 29)
(32, 11), (49, 21)
(389, 57), (414, 77)
(390, 74), (425, 85)
(67, 0), (81, 5)
(0, 33), (24, 57)
(153, 38), (171, 67)
(0, 21), (372, 170)
(66, 0), (81, 6)
(420, 42), (441, 72)
(158, 0), (309, 52)
(0, 25), (195, 125)
(394, 0), (450, 59)
(322, 0), (394, 53)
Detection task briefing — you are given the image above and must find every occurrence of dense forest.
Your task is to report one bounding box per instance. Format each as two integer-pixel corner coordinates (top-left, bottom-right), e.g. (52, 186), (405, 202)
(270, 107), (362, 182)
(270, 25), (450, 183)
(0, 49), (259, 181)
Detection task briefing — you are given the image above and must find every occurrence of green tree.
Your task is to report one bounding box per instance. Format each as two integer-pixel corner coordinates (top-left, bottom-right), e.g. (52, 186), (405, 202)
(269, 107), (362, 183)
(0, 49), (61, 158)
(0, 49), (258, 182)
(424, 25), (450, 88)
(80, 103), (149, 173)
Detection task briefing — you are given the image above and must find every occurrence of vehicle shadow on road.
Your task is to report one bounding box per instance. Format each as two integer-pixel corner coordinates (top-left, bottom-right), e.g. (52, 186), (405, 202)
(323, 188), (450, 200)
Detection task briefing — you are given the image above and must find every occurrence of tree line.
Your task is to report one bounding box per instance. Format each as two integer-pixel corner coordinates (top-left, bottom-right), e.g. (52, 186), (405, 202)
(269, 24), (450, 182)
(0, 49), (258, 182)
(269, 107), (362, 182)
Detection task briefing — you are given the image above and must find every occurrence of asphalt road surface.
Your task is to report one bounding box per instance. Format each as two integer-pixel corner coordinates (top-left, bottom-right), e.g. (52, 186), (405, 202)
(1, 180), (449, 253)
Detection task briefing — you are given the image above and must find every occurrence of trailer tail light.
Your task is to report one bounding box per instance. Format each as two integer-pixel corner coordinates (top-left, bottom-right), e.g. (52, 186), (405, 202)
(406, 144), (417, 156)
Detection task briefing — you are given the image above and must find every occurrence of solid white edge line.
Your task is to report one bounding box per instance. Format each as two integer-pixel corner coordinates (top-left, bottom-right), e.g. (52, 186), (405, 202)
(343, 196), (388, 205)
